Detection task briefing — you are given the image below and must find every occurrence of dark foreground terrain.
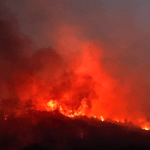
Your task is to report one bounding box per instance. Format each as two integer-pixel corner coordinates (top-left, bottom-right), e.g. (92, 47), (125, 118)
(0, 111), (150, 150)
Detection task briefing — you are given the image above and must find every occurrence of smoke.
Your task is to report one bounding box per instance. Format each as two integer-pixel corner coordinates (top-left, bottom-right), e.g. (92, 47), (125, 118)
(0, 3), (64, 114)
(1, 0), (150, 126)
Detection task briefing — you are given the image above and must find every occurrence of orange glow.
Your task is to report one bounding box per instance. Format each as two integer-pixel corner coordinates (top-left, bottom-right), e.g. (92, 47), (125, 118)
(46, 98), (88, 118)
(47, 100), (58, 111)
(142, 127), (149, 131)
(100, 116), (104, 122)
(141, 123), (150, 131)
(8, 25), (150, 132)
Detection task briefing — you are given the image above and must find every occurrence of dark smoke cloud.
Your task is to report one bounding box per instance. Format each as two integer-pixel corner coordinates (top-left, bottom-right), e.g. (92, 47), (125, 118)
(0, 3), (64, 111)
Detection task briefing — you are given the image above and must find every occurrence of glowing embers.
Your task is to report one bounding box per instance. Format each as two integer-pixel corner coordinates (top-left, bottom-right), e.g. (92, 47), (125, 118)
(4, 115), (8, 121)
(47, 98), (88, 117)
(100, 116), (104, 121)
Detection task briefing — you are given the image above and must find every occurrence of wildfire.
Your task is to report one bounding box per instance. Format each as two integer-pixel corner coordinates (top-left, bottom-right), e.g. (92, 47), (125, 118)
(142, 127), (149, 131)
(10, 33), (150, 132)
(47, 100), (58, 111)
(46, 98), (88, 118)
(46, 99), (150, 131)
(46, 99), (106, 123)
(100, 116), (104, 121)
(46, 98), (106, 125)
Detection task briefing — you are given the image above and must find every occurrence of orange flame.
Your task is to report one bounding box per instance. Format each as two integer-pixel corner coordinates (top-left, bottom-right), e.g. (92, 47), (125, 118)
(142, 127), (149, 131)
(47, 100), (58, 111)
(47, 98), (88, 118)
(46, 99), (150, 131)
(100, 116), (104, 121)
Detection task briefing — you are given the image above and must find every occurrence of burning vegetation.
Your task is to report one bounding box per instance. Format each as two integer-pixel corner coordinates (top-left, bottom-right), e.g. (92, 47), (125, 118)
(1, 1), (150, 149)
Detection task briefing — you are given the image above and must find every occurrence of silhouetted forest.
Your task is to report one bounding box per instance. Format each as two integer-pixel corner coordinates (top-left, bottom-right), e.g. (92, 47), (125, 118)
(0, 108), (149, 150)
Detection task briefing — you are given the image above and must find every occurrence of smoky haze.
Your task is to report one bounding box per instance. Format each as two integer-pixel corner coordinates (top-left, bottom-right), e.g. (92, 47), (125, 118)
(0, 0), (150, 123)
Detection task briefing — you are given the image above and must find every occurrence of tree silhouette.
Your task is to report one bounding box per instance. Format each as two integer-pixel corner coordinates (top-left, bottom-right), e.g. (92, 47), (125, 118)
(24, 99), (36, 113)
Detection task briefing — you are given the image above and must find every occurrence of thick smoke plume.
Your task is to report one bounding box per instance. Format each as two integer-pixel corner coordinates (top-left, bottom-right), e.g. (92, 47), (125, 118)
(1, 0), (150, 129)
